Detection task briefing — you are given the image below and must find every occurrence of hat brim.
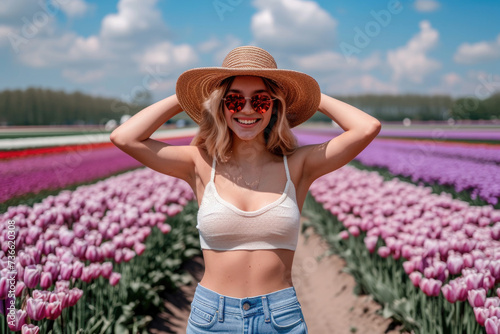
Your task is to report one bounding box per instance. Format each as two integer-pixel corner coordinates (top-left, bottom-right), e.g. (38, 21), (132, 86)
(175, 67), (320, 128)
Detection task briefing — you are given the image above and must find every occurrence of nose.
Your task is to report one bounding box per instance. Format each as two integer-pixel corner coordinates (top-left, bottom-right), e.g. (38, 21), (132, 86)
(240, 98), (254, 114)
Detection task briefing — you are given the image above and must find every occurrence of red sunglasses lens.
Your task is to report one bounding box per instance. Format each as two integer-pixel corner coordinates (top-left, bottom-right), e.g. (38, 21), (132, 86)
(251, 95), (272, 114)
(224, 94), (272, 114)
(224, 94), (245, 113)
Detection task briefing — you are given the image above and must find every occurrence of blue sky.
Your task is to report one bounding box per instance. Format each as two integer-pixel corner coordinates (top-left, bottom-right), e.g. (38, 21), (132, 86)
(1, 0), (499, 103)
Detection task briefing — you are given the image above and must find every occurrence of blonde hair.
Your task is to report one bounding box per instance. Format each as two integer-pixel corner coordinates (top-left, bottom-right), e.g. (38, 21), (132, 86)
(191, 76), (298, 162)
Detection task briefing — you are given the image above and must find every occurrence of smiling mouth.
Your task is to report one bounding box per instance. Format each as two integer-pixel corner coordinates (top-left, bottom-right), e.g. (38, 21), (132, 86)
(235, 118), (260, 125)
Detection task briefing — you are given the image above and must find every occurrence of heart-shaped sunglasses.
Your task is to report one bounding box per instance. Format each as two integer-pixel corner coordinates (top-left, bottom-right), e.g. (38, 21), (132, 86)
(222, 94), (277, 114)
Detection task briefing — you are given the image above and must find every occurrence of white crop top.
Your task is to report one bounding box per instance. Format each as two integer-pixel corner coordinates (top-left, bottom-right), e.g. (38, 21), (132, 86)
(196, 155), (301, 251)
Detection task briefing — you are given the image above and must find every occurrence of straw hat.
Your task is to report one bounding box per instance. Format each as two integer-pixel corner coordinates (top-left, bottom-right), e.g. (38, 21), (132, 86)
(175, 46), (321, 128)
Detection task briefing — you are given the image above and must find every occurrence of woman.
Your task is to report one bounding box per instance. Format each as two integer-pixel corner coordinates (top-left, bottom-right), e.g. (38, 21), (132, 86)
(110, 46), (381, 333)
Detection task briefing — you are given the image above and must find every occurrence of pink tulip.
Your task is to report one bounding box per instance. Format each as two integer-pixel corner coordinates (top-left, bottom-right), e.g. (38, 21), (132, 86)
(26, 298), (46, 321)
(377, 246), (391, 258)
(447, 255), (464, 275)
(485, 317), (500, 334)
(409, 272), (422, 287)
(81, 266), (93, 283)
(109, 272), (121, 286)
(101, 262), (113, 279)
(419, 278), (442, 297)
(338, 230), (349, 240)
(55, 280), (70, 293)
(157, 223), (171, 234)
(364, 236), (378, 253)
(486, 297), (500, 308)
(468, 288), (487, 307)
(122, 248), (135, 262)
(348, 226), (360, 237)
(23, 265), (41, 289)
(71, 239), (87, 259)
(40, 271), (53, 289)
(403, 261), (415, 274)
(68, 288), (84, 307)
(72, 260), (84, 279)
(466, 273), (484, 290)
(32, 290), (51, 302)
(133, 243), (146, 256)
(22, 324), (40, 334)
(43, 261), (60, 282)
(474, 307), (489, 326)
(442, 284), (458, 303)
(15, 281), (26, 297)
(45, 301), (62, 320)
(7, 309), (27, 331)
(59, 262), (73, 280)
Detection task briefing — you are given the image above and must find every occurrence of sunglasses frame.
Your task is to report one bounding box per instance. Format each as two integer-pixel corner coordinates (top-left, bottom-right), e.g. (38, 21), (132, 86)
(222, 93), (277, 114)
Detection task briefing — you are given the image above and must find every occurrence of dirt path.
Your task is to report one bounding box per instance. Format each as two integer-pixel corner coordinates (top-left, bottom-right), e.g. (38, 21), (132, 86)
(149, 224), (404, 333)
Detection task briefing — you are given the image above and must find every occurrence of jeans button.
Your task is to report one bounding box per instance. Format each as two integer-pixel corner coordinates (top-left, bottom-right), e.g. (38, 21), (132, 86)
(242, 302), (250, 310)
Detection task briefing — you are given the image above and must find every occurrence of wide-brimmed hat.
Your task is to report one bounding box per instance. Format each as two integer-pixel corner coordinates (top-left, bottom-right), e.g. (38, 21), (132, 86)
(175, 46), (321, 128)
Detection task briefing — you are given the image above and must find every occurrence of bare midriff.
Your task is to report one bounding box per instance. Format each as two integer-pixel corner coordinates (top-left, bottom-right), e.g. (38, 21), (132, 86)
(199, 248), (295, 298)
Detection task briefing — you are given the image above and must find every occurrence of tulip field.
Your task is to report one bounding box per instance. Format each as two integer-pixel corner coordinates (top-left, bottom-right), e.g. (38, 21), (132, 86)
(1, 124), (500, 333)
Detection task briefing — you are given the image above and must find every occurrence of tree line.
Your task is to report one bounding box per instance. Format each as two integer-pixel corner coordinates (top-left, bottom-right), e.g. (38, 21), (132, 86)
(0, 87), (498, 126)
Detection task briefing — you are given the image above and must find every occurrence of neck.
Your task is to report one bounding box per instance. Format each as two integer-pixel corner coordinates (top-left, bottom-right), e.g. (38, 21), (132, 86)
(230, 136), (271, 166)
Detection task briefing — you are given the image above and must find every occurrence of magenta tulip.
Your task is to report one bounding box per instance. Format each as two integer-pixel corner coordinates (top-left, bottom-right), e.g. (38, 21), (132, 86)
(474, 307), (489, 326)
(45, 301), (62, 320)
(468, 288), (487, 307)
(109, 272), (121, 286)
(26, 298), (46, 321)
(447, 255), (464, 275)
(22, 324), (40, 334)
(7, 309), (27, 331)
(23, 265), (41, 289)
(40, 271), (53, 290)
(485, 317), (500, 334)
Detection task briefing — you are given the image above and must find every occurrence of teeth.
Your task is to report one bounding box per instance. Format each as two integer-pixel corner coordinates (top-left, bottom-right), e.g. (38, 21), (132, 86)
(237, 119), (258, 125)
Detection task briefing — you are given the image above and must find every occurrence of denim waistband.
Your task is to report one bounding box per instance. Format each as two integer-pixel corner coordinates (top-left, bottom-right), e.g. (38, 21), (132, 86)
(193, 283), (298, 320)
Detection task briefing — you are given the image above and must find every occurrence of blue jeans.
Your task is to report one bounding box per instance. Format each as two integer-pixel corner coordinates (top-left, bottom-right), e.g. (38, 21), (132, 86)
(186, 283), (308, 333)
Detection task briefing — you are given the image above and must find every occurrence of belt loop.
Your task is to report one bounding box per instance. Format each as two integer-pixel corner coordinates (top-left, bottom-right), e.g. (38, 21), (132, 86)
(261, 296), (271, 323)
(218, 296), (224, 322)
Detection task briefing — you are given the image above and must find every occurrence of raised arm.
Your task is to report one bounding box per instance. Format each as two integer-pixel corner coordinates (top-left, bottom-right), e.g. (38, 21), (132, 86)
(298, 93), (381, 184)
(109, 94), (197, 183)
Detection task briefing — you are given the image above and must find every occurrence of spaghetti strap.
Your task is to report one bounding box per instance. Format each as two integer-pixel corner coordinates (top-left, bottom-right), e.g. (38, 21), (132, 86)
(283, 155), (291, 181)
(210, 157), (217, 182)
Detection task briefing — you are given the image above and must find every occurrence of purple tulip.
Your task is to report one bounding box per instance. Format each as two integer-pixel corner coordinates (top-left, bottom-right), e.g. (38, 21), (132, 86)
(468, 288), (487, 307)
(59, 262), (73, 281)
(22, 324), (40, 334)
(15, 281), (26, 297)
(8, 309), (27, 331)
(26, 297), (46, 321)
(23, 265), (42, 289)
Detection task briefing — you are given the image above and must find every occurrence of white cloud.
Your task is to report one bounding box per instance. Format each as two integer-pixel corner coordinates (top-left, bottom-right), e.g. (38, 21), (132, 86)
(101, 0), (166, 40)
(251, 0), (337, 53)
(59, 0), (90, 18)
(387, 20), (440, 83)
(139, 42), (198, 69)
(323, 74), (399, 95)
(454, 34), (500, 64)
(292, 51), (381, 72)
(413, 0), (440, 12)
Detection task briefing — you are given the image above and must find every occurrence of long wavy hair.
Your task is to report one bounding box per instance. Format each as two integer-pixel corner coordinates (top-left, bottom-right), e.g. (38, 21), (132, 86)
(191, 76), (298, 162)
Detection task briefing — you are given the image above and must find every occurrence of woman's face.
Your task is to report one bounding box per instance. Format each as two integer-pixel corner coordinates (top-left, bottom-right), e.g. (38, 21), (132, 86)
(223, 76), (274, 142)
